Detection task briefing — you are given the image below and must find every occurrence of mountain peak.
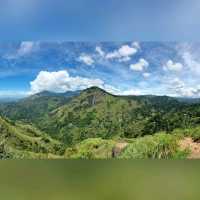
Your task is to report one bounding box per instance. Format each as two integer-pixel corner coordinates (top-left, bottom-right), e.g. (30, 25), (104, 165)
(83, 86), (110, 95)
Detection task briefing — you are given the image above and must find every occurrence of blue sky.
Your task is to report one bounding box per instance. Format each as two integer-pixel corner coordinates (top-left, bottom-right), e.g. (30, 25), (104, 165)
(1, 0), (200, 41)
(1, 1), (200, 98)
(1, 42), (200, 98)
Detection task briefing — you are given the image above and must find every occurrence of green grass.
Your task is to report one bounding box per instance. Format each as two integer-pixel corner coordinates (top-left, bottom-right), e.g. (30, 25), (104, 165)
(65, 138), (116, 159)
(64, 132), (189, 159)
(172, 126), (200, 142)
(0, 117), (65, 159)
(119, 133), (188, 159)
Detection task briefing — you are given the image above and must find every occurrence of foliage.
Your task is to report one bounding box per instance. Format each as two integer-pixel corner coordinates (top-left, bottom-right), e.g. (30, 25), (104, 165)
(65, 138), (116, 159)
(43, 87), (200, 145)
(0, 87), (200, 159)
(0, 92), (71, 126)
(119, 133), (188, 159)
(172, 126), (200, 142)
(0, 117), (65, 159)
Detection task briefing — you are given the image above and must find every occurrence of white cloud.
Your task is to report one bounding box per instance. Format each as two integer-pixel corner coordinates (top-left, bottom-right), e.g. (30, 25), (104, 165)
(120, 89), (141, 96)
(118, 45), (137, 57)
(169, 78), (185, 90)
(79, 54), (94, 66)
(163, 60), (183, 72)
(102, 84), (120, 94)
(143, 72), (151, 78)
(106, 51), (120, 59)
(168, 78), (200, 97)
(17, 41), (35, 56)
(30, 70), (104, 94)
(118, 56), (131, 62)
(101, 84), (141, 96)
(5, 41), (39, 59)
(177, 86), (200, 97)
(182, 52), (200, 74)
(132, 42), (140, 49)
(29, 70), (142, 97)
(130, 58), (149, 71)
(105, 44), (138, 62)
(95, 46), (105, 57)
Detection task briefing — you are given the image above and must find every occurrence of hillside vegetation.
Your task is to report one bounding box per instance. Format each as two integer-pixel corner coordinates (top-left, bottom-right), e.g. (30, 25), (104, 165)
(0, 117), (64, 159)
(0, 87), (200, 159)
(40, 87), (200, 145)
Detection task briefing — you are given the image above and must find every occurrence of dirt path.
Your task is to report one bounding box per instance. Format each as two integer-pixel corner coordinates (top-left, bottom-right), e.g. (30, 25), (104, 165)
(112, 142), (128, 158)
(179, 137), (200, 159)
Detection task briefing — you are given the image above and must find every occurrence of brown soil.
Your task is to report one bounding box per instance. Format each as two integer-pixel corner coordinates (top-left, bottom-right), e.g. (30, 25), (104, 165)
(112, 142), (128, 158)
(179, 137), (200, 159)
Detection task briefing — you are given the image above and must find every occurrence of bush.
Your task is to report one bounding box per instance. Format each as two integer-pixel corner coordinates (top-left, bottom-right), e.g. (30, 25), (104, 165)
(65, 138), (116, 159)
(172, 126), (200, 142)
(119, 133), (187, 159)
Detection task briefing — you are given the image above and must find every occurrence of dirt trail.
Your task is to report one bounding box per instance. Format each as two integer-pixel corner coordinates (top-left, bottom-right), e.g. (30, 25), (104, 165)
(179, 137), (200, 159)
(112, 142), (128, 157)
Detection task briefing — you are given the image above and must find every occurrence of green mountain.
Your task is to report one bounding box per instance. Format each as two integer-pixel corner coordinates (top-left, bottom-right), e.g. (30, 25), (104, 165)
(1, 86), (200, 159)
(40, 87), (198, 145)
(0, 90), (79, 126)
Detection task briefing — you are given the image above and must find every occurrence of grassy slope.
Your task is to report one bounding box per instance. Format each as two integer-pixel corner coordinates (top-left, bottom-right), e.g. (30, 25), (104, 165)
(0, 115), (195, 159)
(0, 117), (65, 159)
(64, 133), (188, 159)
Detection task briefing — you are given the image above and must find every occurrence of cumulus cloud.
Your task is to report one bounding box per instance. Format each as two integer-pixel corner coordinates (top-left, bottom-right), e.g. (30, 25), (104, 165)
(95, 46), (105, 57)
(163, 60), (183, 72)
(168, 78), (200, 97)
(30, 70), (104, 94)
(132, 41), (140, 49)
(78, 54), (94, 66)
(105, 44), (138, 62)
(118, 45), (137, 57)
(130, 58), (149, 71)
(29, 70), (142, 96)
(182, 52), (200, 74)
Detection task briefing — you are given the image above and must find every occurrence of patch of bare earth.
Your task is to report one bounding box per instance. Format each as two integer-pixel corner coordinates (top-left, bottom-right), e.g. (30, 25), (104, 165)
(179, 137), (200, 159)
(112, 142), (128, 158)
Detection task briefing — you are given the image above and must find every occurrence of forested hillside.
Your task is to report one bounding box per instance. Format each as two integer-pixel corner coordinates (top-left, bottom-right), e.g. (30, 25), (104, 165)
(37, 87), (200, 145)
(0, 90), (79, 125)
(0, 87), (200, 159)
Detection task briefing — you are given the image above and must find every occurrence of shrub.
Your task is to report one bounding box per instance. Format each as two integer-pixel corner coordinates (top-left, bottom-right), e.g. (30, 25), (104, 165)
(65, 138), (116, 159)
(119, 133), (187, 159)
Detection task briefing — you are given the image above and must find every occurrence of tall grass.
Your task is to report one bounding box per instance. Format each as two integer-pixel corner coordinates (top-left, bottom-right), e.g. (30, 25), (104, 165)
(119, 133), (188, 159)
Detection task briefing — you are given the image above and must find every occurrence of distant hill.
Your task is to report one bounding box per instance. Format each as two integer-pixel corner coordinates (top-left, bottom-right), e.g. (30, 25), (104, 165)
(0, 90), (80, 125)
(29, 90), (80, 99)
(176, 97), (200, 104)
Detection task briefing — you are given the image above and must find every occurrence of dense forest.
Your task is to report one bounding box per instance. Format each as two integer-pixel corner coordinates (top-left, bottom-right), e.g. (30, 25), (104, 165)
(0, 86), (200, 159)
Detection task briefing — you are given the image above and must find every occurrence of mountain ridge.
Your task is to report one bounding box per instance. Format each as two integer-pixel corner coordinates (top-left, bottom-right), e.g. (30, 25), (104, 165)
(0, 86), (200, 159)
(0, 86), (200, 146)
